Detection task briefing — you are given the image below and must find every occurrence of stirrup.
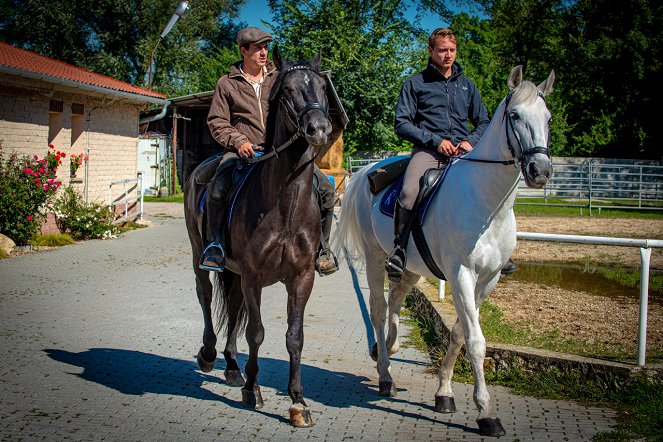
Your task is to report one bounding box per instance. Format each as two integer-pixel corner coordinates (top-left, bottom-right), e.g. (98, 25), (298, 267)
(199, 242), (226, 272)
(315, 249), (339, 277)
(385, 246), (406, 282)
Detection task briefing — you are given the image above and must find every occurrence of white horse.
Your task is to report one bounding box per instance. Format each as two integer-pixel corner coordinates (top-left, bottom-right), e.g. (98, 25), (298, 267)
(334, 65), (554, 437)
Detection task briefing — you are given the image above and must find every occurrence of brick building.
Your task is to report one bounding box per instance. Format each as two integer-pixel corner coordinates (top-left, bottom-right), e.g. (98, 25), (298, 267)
(0, 42), (168, 205)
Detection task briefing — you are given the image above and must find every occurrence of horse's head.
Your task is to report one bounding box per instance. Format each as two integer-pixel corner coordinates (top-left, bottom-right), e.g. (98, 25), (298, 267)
(505, 65), (555, 189)
(270, 45), (332, 150)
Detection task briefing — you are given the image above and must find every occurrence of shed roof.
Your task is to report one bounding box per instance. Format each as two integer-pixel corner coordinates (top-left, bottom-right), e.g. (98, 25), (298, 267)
(0, 42), (167, 104)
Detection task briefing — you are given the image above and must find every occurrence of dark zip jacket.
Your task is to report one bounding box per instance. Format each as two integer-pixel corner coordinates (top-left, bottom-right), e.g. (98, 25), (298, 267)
(394, 60), (490, 151)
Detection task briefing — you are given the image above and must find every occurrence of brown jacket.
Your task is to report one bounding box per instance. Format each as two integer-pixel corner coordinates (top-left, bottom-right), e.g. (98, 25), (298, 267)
(207, 59), (278, 151)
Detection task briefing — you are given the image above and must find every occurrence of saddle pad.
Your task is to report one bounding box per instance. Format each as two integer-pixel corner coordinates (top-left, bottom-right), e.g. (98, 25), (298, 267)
(378, 164), (450, 225)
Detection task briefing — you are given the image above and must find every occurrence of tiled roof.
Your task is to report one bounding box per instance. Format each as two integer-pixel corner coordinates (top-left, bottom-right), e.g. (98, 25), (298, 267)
(0, 42), (166, 100)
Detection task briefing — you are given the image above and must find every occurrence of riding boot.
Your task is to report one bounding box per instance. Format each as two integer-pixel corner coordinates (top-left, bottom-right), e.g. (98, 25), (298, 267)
(385, 201), (414, 282)
(315, 201), (339, 276)
(199, 168), (230, 272)
(501, 258), (517, 276)
(314, 166), (339, 276)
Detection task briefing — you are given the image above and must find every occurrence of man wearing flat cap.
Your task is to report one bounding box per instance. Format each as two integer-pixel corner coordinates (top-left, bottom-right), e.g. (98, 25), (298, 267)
(201, 26), (339, 276)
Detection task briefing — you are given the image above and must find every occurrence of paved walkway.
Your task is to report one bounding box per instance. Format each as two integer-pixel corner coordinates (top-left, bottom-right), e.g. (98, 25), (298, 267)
(0, 203), (617, 441)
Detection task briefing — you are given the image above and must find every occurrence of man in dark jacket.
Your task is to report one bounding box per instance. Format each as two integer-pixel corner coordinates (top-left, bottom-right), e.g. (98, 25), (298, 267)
(385, 27), (491, 282)
(200, 26), (338, 275)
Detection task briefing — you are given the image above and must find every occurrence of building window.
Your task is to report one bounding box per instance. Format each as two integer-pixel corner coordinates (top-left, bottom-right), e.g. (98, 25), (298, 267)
(48, 99), (64, 150)
(71, 103), (84, 152)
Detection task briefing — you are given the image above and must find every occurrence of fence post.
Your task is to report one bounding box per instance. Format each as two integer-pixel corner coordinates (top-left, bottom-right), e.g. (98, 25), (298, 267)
(637, 247), (652, 366)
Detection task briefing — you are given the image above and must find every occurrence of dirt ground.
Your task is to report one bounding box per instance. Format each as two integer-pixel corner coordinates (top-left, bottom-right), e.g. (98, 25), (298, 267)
(490, 215), (663, 359)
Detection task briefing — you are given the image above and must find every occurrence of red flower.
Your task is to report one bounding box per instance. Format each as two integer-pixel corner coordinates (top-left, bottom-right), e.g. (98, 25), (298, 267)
(27, 215), (33, 221)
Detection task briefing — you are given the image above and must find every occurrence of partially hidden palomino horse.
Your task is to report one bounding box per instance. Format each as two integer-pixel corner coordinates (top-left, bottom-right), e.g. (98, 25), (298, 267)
(334, 65), (554, 437)
(183, 47), (331, 427)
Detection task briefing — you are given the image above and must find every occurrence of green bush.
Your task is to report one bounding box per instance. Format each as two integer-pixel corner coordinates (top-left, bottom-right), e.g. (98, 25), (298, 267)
(53, 187), (117, 240)
(0, 146), (63, 245)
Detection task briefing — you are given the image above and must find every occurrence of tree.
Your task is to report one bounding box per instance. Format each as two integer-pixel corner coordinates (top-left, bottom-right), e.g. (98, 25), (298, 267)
(267, 0), (451, 155)
(0, 0), (246, 96)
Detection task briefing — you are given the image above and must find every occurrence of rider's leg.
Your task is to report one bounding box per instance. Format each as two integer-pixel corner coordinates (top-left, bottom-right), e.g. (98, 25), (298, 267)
(200, 153), (236, 271)
(385, 148), (446, 282)
(313, 166), (339, 276)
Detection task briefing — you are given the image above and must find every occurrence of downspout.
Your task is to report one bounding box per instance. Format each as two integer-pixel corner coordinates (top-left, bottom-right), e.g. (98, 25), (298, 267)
(139, 101), (170, 125)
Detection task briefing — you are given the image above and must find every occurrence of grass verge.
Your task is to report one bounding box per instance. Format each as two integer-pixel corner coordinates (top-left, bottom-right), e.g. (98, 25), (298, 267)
(144, 195), (184, 203)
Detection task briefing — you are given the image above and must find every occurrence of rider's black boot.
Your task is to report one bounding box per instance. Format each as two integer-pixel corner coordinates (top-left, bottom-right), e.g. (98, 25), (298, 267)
(385, 201), (414, 282)
(314, 168), (339, 276)
(316, 196), (339, 275)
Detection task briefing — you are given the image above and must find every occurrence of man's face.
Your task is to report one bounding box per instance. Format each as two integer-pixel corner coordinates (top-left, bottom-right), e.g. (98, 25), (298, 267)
(241, 42), (269, 68)
(428, 37), (457, 73)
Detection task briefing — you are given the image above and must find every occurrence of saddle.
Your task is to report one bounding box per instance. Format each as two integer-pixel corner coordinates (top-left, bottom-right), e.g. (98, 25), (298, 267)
(372, 158), (451, 280)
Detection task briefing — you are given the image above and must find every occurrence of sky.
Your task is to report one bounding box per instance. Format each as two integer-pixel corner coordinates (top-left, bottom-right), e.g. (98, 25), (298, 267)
(238, 0), (461, 34)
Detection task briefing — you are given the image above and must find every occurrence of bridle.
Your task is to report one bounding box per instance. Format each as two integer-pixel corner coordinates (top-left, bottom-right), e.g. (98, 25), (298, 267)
(244, 65), (330, 165)
(456, 91), (551, 170)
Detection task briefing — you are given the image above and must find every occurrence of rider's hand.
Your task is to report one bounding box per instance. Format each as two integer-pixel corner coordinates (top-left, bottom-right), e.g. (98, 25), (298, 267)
(456, 140), (473, 154)
(437, 139), (456, 156)
(237, 142), (255, 159)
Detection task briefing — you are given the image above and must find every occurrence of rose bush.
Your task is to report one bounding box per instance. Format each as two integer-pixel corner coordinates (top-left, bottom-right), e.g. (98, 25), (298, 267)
(0, 146), (62, 245)
(53, 186), (117, 240)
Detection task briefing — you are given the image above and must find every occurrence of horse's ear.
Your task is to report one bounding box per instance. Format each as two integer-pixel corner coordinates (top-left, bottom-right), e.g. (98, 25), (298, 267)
(508, 65), (523, 90)
(311, 49), (321, 71)
(538, 69), (555, 97)
(272, 44), (283, 70)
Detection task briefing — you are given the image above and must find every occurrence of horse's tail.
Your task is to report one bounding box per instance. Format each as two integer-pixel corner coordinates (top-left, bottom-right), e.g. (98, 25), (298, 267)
(332, 164), (371, 266)
(212, 271), (247, 338)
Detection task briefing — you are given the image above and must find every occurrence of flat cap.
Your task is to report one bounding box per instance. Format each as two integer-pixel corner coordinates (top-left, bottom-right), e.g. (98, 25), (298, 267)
(236, 27), (273, 46)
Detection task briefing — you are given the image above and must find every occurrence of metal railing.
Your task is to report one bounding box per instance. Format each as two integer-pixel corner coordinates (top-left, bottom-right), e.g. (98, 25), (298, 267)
(108, 174), (144, 224)
(347, 156), (663, 213)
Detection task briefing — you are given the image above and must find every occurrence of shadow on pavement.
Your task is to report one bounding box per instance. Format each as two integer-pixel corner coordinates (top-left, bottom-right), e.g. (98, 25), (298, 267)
(43, 347), (466, 430)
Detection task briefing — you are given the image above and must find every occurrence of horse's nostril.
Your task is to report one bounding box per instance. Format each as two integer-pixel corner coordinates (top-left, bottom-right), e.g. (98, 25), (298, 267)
(528, 162), (540, 177)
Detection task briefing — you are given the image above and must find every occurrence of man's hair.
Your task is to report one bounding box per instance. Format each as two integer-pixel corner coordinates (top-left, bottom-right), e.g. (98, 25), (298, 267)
(429, 28), (457, 48)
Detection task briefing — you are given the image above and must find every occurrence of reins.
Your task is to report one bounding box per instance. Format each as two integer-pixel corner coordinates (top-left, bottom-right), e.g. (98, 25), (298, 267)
(244, 65), (330, 165)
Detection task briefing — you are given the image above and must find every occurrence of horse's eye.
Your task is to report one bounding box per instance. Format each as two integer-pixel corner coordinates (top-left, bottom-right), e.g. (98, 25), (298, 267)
(548, 117), (553, 124)
(510, 112), (520, 121)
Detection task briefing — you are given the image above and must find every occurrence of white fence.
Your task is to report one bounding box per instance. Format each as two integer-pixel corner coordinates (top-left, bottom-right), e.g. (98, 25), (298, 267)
(108, 174), (143, 224)
(347, 156), (663, 213)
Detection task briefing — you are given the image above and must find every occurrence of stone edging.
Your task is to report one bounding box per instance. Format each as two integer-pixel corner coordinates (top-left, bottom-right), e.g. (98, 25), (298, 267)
(408, 281), (662, 383)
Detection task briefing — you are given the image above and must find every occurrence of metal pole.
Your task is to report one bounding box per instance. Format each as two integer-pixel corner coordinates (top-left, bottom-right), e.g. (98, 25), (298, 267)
(171, 105), (178, 195)
(437, 279), (445, 301)
(637, 247), (652, 366)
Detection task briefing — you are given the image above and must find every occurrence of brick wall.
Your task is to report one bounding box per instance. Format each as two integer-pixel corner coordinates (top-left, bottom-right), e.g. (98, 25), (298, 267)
(0, 75), (143, 205)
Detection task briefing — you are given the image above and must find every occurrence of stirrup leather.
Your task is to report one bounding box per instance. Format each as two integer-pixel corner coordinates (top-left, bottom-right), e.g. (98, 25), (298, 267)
(199, 242), (226, 272)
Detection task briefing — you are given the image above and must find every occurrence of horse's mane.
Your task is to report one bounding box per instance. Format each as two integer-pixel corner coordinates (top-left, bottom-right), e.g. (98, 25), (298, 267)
(509, 80), (540, 107)
(263, 59), (320, 147)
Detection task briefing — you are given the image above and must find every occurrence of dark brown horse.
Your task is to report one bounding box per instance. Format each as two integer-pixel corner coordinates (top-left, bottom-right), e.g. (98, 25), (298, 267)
(183, 47), (332, 427)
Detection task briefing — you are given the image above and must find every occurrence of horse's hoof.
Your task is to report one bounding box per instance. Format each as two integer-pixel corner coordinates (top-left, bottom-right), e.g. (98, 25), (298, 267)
(378, 381), (397, 397)
(241, 386), (264, 409)
(370, 343), (378, 361)
(477, 418), (506, 437)
(289, 403), (314, 428)
(196, 346), (216, 372)
(224, 369), (244, 387)
(434, 395), (457, 413)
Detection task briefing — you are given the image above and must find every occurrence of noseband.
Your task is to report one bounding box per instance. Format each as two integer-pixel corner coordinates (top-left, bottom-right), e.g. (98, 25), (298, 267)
(244, 65), (330, 165)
